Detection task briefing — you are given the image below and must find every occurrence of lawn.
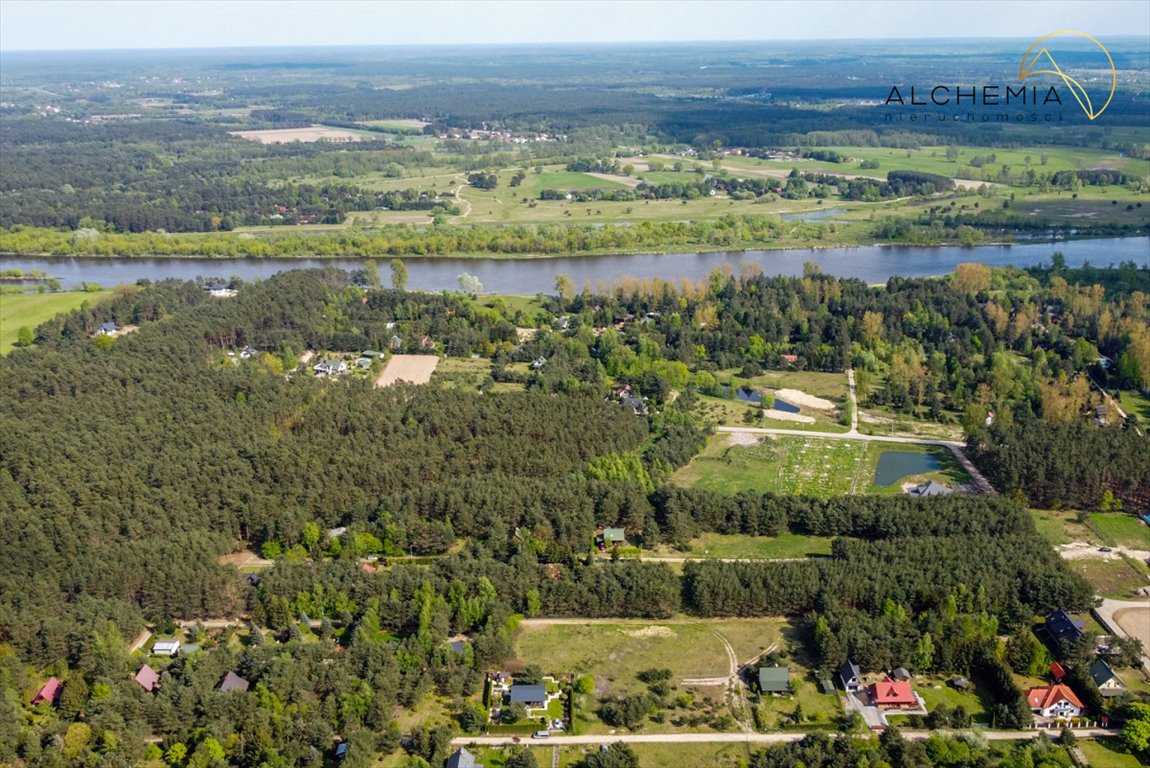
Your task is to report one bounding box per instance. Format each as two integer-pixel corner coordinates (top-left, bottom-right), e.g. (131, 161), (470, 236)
(911, 678), (989, 722)
(528, 171), (630, 191)
(0, 290), (113, 353)
(431, 356), (493, 390)
(753, 623), (843, 729)
(1029, 508), (1094, 546)
(647, 531), (834, 561)
(1088, 513), (1150, 550)
(1076, 737), (1146, 768)
(673, 434), (872, 498)
(1118, 389), (1150, 428)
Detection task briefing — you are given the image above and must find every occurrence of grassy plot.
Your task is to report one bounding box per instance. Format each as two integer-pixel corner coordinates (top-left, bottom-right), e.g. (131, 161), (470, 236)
(1118, 390), (1150, 428)
(1029, 508), (1094, 546)
(513, 622), (729, 697)
(0, 290), (113, 354)
(1067, 557), (1150, 600)
(431, 357), (493, 390)
(1088, 513), (1150, 550)
(673, 434), (868, 497)
(646, 531), (834, 561)
(470, 743), (751, 768)
(1076, 737), (1146, 768)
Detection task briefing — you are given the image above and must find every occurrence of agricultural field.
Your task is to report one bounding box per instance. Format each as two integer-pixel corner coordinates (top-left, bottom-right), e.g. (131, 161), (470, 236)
(0, 290), (113, 354)
(375, 354), (440, 387)
(228, 125), (373, 143)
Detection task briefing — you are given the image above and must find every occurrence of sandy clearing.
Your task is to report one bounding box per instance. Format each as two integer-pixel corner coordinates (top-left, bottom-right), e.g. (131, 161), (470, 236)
(774, 388), (836, 410)
(376, 354), (439, 387)
(586, 172), (642, 188)
(623, 626), (675, 639)
(1114, 608), (1150, 647)
(229, 125), (368, 144)
(763, 410), (817, 424)
(1057, 541), (1150, 562)
(727, 432), (763, 447)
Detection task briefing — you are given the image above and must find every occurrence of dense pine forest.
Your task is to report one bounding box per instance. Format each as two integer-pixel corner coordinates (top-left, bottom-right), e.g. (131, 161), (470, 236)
(1, 264), (1147, 765)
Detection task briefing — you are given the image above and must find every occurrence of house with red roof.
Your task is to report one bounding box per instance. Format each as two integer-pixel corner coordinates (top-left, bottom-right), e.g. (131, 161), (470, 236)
(32, 676), (61, 706)
(133, 664), (160, 693)
(1049, 661), (1067, 682)
(1026, 684), (1083, 718)
(868, 679), (919, 710)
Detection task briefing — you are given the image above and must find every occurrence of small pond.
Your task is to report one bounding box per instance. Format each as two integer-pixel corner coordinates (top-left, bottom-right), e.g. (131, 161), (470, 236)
(773, 399), (800, 413)
(873, 451), (941, 487)
(735, 386), (762, 403)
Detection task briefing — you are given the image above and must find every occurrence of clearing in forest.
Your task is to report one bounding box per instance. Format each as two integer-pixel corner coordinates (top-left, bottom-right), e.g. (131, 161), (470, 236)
(376, 354), (440, 387)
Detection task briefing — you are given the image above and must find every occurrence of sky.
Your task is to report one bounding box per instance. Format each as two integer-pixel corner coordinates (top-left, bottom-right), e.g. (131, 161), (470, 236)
(1, 0), (1148, 52)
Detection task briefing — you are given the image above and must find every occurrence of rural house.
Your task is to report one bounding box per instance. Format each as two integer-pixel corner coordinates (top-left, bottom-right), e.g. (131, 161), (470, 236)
(758, 666), (790, 695)
(909, 480), (953, 497)
(445, 747), (478, 768)
(151, 639), (181, 657)
(217, 671), (250, 692)
(1045, 610), (1086, 644)
(97, 321), (119, 336)
(868, 680), (919, 710)
(1026, 684), (1084, 718)
(1090, 658), (1125, 696)
(31, 677), (61, 706)
(133, 664), (160, 693)
(838, 659), (862, 692)
(596, 528), (626, 549)
(508, 684), (547, 708)
(313, 359), (348, 376)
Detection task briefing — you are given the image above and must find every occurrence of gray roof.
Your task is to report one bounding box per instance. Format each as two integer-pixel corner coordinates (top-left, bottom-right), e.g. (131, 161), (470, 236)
(217, 671), (249, 692)
(838, 659), (861, 688)
(1090, 658), (1122, 689)
(758, 666), (790, 693)
(445, 748), (476, 768)
(509, 684), (547, 703)
(912, 480), (953, 496)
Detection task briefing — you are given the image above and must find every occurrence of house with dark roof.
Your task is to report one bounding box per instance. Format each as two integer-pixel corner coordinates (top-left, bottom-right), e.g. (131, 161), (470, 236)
(97, 321), (119, 336)
(909, 480), (954, 497)
(1026, 684), (1083, 718)
(1090, 658), (1125, 696)
(32, 677), (61, 706)
(596, 528), (626, 550)
(508, 684), (547, 707)
(445, 747), (478, 768)
(1045, 610), (1086, 644)
(868, 680), (918, 710)
(890, 667), (911, 682)
(334, 743), (349, 760)
(838, 659), (862, 693)
(133, 664), (160, 693)
(757, 666), (790, 695)
(217, 671), (250, 692)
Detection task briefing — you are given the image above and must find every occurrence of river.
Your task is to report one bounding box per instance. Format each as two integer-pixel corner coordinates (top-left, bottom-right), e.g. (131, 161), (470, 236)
(1, 237), (1146, 292)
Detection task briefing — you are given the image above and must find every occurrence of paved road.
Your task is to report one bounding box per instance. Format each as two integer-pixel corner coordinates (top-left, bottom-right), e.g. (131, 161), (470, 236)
(452, 729), (1112, 747)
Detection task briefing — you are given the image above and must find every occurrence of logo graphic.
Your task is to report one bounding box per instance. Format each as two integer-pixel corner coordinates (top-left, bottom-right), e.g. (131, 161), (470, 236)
(1019, 31), (1116, 120)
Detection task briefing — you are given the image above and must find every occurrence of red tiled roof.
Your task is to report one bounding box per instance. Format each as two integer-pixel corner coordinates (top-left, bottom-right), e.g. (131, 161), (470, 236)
(868, 680), (916, 706)
(1049, 662), (1067, 681)
(134, 664), (160, 692)
(32, 676), (61, 706)
(1026, 684), (1083, 711)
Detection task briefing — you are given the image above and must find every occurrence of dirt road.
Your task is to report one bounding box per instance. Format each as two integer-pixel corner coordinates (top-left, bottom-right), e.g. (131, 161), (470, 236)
(453, 729), (1112, 747)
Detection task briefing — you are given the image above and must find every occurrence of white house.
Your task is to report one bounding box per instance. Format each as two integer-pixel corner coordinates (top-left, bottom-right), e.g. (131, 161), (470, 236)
(313, 359), (348, 376)
(1026, 685), (1083, 718)
(151, 639), (181, 657)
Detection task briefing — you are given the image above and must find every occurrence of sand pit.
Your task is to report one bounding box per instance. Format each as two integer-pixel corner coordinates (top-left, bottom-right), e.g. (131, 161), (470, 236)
(727, 432), (763, 447)
(774, 388), (835, 410)
(376, 355), (439, 387)
(1114, 608), (1150, 649)
(764, 410), (816, 424)
(229, 125), (368, 144)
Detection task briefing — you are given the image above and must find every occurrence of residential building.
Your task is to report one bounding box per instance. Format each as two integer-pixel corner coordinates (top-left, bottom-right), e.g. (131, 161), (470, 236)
(1026, 684), (1084, 718)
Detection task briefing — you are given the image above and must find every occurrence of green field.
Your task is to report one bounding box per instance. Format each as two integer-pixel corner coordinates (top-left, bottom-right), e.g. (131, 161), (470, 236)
(1068, 557), (1150, 600)
(0, 290), (113, 354)
(1076, 737), (1146, 768)
(1029, 508), (1094, 546)
(1089, 513), (1150, 550)
(1118, 390), (1150, 428)
(468, 742), (751, 768)
(647, 531), (834, 561)
(431, 356), (493, 390)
